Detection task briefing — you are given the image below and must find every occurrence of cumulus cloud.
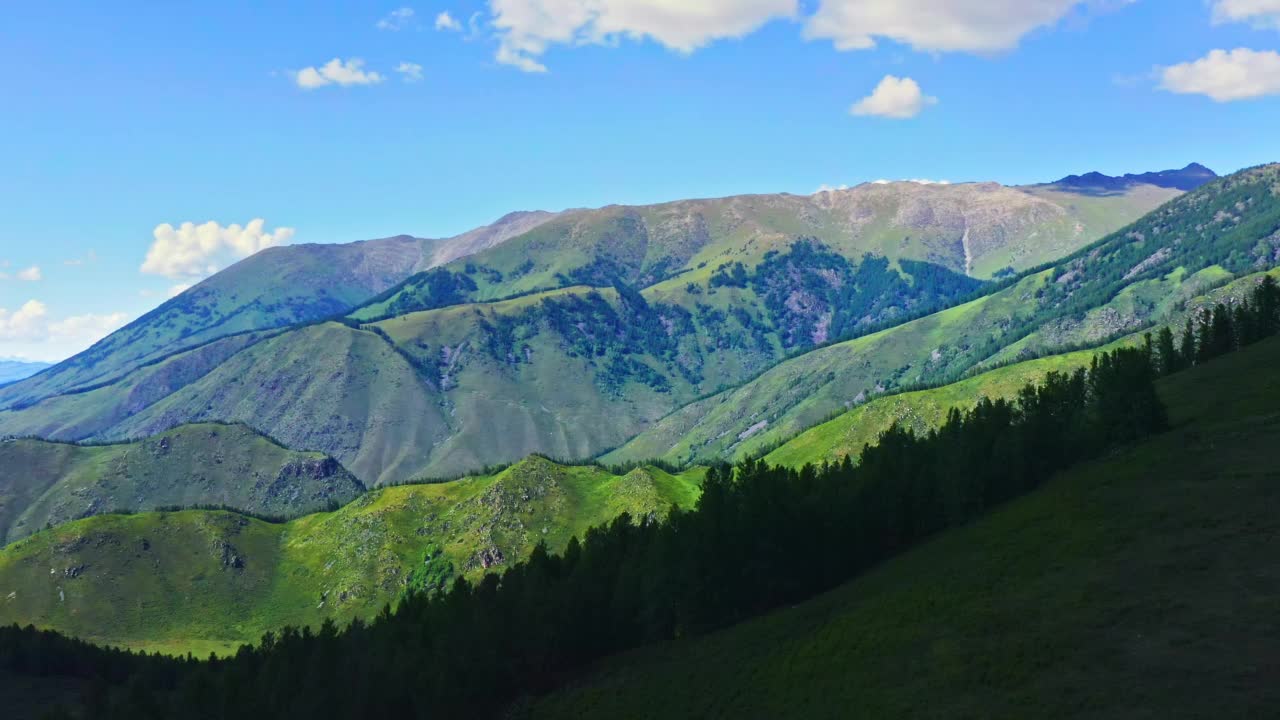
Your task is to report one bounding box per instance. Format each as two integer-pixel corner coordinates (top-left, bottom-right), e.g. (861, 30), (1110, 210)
(806, 0), (1125, 53)
(436, 11), (463, 31)
(490, 0), (798, 72)
(851, 75), (937, 118)
(1160, 48), (1280, 102)
(140, 219), (295, 280)
(16, 266), (42, 281)
(396, 61), (425, 82)
(0, 300), (128, 362)
(294, 58), (384, 89)
(1213, 0), (1280, 29)
(167, 283), (193, 298)
(377, 7), (415, 30)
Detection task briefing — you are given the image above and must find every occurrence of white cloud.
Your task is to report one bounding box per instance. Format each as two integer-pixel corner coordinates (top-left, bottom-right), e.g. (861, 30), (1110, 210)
(0, 300), (49, 340)
(63, 250), (98, 266)
(16, 266), (42, 281)
(167, 283), (193, 298)
(140, 219), (295, 280)
(396, 61), (425, 82)
(436, 11), (463, 30)
(851, 75), (937, 118)
(0, 300), (128, 362)
(806, 0), (1126, 54)
(377, 7), (415, 30)
(490, 0), (798, 72)
(1160, 48), (1280, 102)
(1213, 0), (1280, 29)
(293, 58), (384, 89)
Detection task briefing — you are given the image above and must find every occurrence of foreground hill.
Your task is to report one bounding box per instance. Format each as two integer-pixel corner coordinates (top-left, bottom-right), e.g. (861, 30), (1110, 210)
(526, 336), (1280, 720)
(0, 423), (363, 543)
(0, 457), (702, 653)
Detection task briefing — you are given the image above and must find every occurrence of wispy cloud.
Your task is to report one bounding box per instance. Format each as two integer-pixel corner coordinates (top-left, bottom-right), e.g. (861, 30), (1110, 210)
(396, 61), (425, 82)
(293, 58), (384, 89)
(435, 11), (462, 31)
(377, 7), (416, 31)
(0, 299), (129, 362)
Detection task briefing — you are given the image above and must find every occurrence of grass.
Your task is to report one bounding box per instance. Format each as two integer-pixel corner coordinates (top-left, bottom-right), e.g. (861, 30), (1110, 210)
(761, 345), (1113, 468)
(525, 336), (1280, 720)
(0, 457), (703, 654)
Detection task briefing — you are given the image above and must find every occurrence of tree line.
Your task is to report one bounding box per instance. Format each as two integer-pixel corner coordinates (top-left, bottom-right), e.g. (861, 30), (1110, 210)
(2, 337), (1190, 719)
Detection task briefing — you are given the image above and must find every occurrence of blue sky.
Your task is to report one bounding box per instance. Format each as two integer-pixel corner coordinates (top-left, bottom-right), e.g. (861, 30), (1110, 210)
(2, 0), (1279, 361)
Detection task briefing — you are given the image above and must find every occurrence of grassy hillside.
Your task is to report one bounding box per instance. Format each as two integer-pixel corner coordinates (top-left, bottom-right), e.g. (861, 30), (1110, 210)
(762, 266), (1280, 470)
(0, 423), (363, 544)
(608, 164), (1280, 466)
(0, 457), (703, 654)
(526, 336), (1280, 720)
(761, 346), (1110, 468)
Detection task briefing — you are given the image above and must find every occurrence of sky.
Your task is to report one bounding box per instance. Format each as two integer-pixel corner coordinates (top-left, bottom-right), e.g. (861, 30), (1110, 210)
(2, 0), (1279, 362)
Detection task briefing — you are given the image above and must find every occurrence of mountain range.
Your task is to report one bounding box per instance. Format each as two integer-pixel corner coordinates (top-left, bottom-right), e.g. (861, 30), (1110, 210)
(6, 160), (1280, 659)
(1049, 162), (1219, 193)
(0, 360), (51, 386)
(0, 167), (1211, 488)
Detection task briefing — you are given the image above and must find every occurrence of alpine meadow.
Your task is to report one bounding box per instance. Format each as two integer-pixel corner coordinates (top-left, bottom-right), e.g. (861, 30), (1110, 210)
(2, 2), (1279, 718)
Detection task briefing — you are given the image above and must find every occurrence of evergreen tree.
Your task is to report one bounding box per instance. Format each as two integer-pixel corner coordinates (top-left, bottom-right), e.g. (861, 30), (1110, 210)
(1155, 326), (1178, 376)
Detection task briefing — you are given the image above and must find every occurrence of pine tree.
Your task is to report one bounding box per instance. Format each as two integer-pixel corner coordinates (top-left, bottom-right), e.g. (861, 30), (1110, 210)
(1155, 326), (1178, 376)
(1180, 317), (1198, 367)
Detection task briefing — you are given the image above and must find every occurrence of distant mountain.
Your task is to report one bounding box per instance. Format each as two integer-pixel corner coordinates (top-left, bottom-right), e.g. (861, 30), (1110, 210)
(1049, 162), (1218, 193)
(0, 212), (559, 411)
(0, 175), (1187, 485)
(0, 360), (50, 386)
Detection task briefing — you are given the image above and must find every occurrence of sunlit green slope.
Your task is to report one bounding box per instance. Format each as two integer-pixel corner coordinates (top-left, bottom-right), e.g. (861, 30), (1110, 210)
(0, 456), (703, 654)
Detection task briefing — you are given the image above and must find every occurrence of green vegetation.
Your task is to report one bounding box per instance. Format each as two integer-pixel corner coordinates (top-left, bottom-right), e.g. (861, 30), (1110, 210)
(0, 457), (703, 652)
(610, 165), (1280, 466)
(528, 335), (1280, 720)
(0, 423), (363, 543)
(762, 346), (1111, 468)
(0, 176), (1193, 488)
(0, 341), (1171, 718)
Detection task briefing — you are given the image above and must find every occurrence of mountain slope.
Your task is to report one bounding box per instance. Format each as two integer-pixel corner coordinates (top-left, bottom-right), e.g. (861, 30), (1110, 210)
(0, 212), (560, 412)
(0, 168), (1202, 486)
(528, 336), (1280, 720)
(607, 164), (1280, 465)
(0, 423), (363, 543)
(0, 457), (703, 654)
